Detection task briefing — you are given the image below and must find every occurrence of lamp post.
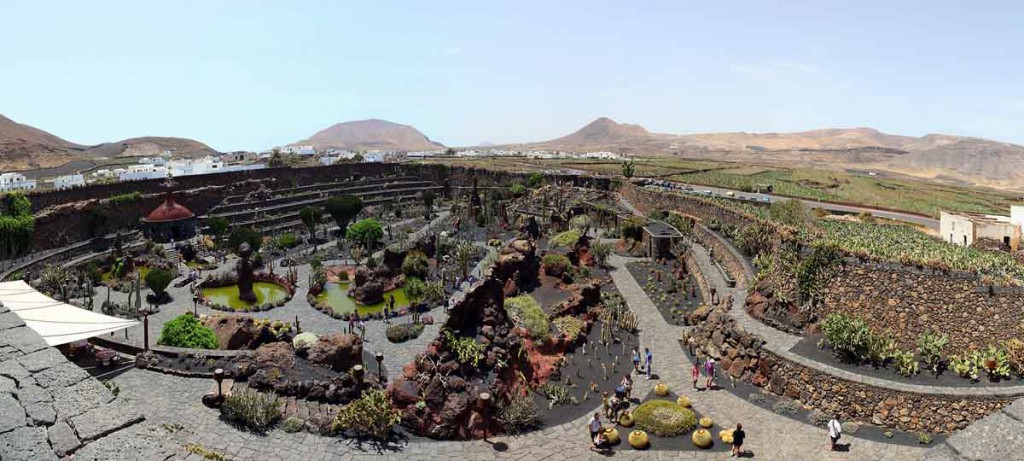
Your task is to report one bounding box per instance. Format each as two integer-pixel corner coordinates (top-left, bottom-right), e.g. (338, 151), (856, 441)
(141, 308), (152, 351)
(214, 368), (225, 401)
(375, 352), (385, 382)
(478, 391), (491, 441)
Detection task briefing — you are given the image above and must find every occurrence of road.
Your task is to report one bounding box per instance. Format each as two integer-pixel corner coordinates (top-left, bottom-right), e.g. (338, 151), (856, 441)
(637, 179), (939, 229)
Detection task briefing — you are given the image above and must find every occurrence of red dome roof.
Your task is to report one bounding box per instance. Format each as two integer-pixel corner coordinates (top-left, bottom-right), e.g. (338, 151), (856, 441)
(145, 196), (195, 223)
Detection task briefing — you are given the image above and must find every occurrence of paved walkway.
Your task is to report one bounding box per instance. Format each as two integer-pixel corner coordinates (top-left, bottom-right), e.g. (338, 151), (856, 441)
(109, 253), (925, 460)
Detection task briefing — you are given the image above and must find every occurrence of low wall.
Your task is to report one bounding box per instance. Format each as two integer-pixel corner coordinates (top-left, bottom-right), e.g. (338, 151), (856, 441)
(820, 263), (1024, 351)
(763, 349), (1014, 434)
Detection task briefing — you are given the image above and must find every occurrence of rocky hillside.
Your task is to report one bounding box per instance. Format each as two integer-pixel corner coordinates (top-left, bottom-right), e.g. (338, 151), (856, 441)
(293, 119), (443, 151)
(0, 114), (83, 169)
(84, 137), (218, 159)
(520, 118), (1024, 190)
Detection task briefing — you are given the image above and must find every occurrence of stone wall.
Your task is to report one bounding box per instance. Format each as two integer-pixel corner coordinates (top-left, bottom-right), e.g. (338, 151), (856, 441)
(820, 263), (1024, 351)
(763, 349), (1013, 434)
(618, 182), (757, 230)
(693, 224), (752, 288)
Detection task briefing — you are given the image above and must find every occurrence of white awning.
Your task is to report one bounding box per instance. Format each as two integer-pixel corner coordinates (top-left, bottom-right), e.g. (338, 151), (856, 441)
(0, 280), (139, 346)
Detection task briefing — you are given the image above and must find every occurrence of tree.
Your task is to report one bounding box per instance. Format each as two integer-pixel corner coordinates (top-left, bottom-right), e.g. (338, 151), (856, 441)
(402, 251), (430, 279)
(590, 242), (611, 268)
(405, 277), (426, 309)
(346, 219), (384, 249)
(324, 195), (363, 235)
(352, 153), (364, 162)
(228, 227), (263, 254)
(0, 192), (34, 261)
(299, 206), (323, 240)
(206, 216), (229, 241)
(770, 199), (813, 228)
(454, 240), (477, 279)
(621, 159), (636, 178)
(421, 190), (436, 219)
(145, 268), (173, 302)
(268, 149), (286, 168)
(526, 172), (543, 188)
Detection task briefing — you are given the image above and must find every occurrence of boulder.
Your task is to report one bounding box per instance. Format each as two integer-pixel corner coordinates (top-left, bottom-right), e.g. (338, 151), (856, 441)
(203, 315), (261, 350)
(308, 334), (363, 372)
(351, 281), (384, 305)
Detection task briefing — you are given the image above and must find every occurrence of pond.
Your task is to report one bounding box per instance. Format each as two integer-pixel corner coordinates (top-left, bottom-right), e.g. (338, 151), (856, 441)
(202, 282), (290, 310)
(316, 282), (409, 316)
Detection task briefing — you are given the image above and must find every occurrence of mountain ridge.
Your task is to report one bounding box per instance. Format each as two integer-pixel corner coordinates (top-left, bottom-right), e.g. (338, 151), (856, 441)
(292, 118), (443, 152)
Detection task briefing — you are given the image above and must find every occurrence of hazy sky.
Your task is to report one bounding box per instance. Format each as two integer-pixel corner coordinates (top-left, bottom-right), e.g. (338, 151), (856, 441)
(2, 1), (1022, 150)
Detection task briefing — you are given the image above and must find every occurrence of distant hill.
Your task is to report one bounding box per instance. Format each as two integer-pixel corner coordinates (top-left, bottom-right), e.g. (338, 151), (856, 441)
(293, 119), (443, 151)
(84, 137), (218, 159)
(0, 114), (83, 170)
(517, 118), (1024, 190)
(0, 113), (219, 172)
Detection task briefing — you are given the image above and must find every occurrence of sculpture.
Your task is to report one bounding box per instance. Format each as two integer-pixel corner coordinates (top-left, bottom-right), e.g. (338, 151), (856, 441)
(237, 242), (257, 303)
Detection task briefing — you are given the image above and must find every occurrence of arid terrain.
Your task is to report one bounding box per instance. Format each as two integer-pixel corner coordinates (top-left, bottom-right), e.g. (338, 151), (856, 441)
(291, 118), (444, 152)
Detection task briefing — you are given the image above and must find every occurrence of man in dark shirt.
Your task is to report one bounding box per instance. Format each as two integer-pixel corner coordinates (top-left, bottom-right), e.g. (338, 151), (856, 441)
(731, 423), (746, 457)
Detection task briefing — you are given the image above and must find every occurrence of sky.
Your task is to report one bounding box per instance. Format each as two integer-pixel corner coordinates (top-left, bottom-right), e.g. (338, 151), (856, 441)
(1, 1), (1023, 151)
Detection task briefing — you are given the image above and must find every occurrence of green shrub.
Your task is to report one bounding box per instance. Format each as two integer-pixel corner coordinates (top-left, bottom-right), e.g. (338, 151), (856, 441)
(771, 399), (802, 416)
(541, 254), (571, 277)
(346, 219), (384, 247)
(505, 295), (550, 340)
(747, 393), (766, 404)
(401, 251), (430, 279)
(158, 314), (219, 349)
(917, 332), (949, 375)
(820, 313), (898, 365)
(276, 233), (299, 248)
(550, 230), (581, 248)
(620, 216), (645, 241)
(292, 332), (318, 349)
(917, 432), (933, 444)
(281, 416), (305, 433)
(891, 349), (919, 377)
(950, 352), (980, 380)
(386, 323), (425, 343)
(331, 389), (401, 440)
(108, 191), (142, 204)
(552, 316), (585, 342)
(441, 329), (483, 366)
(537, 383), (571, 406)
(526, 172), (542, 188)
(227, 227), (263, 254)
(220, 388), (282, 431)
(145, 268), (173, 296)
(981, 345), (1011, 379)
(509, 183), (526, 197)
(497, 393), (542, 434)
(633, 400), (697, 437)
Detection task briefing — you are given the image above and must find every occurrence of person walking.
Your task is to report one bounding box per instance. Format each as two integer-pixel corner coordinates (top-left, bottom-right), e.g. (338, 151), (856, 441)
(348, 315), (356, 335)
(730, 423), (746, 457)
(358, 319), (366, 340)
(644, 348), (653, 380)
(704, 357), (716, 389)
(631, 347), (641, 373)
(691, 361), (701, 390)
(827, 414), (842, 451)
(587, 412), (602, 443)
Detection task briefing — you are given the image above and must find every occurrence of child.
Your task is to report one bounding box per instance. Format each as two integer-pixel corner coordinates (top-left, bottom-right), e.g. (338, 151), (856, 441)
(601, 392), (611, 418)
(691, 362), (701, 389)
(704, 357), (716, 389)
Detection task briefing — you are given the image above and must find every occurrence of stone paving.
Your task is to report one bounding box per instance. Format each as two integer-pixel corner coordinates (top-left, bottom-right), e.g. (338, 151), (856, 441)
(0, 303), (175, 460)
(104, 253), (926, 460)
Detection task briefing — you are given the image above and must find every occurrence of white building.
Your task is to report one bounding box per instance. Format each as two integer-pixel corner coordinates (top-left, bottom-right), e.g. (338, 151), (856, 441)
(362, 151), (385, 163)
(940, 207), (1024, 250)
(50, 174), (85, 190)
(0, 173), (36, 192)
(280, 145), (316, 156)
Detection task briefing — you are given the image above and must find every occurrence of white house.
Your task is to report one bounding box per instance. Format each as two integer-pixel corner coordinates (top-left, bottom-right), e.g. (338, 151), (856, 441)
(50, 174), (85, 190)
(280, 145), (316, 156)
(940, 208), (1023, 250)
(0, 173), (36, 192)
(362, 151), (385, 163)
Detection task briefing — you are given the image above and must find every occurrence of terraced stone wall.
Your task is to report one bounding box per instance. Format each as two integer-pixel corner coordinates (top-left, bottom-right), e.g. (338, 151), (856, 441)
(819, 263), (1024, 351)
(763, 349), (1014, 434)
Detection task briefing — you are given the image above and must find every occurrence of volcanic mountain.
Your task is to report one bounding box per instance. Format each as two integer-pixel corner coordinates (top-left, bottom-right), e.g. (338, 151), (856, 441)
(0, 113), (220, 171)
(519, 118), (1024, 190)
(0, 114), (84, 170)
(293, 119), (444, 151)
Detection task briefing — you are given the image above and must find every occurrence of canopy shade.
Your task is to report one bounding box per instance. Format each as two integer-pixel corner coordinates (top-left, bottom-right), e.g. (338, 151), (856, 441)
(0, 280), (139, 346)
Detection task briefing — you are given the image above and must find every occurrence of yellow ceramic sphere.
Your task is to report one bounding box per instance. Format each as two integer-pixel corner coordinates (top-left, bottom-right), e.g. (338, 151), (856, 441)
(654, 383), (670, 396)
(692, 429), (713, 449)
(618, 411), (635, 427)
(603, 427), (621, 445)
(628, 430), (649, 449)
(676, 395), (691, 408)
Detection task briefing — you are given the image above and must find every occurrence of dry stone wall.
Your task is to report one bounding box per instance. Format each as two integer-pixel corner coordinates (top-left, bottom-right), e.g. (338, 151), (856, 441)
(820, 263), (1024, 351)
